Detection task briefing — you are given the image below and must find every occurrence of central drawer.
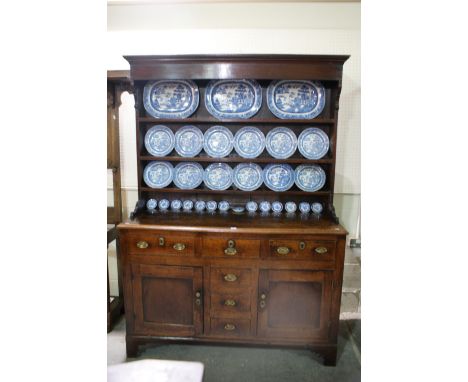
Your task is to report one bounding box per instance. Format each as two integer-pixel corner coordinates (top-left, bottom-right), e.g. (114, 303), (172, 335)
(202, 237), (260, 258)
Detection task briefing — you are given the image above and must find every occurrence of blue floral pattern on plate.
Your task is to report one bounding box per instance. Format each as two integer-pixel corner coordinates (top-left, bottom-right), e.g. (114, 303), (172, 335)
(146, 199), (158, 210)
(234, 126), (265, 158)
(233, 163), (263, 191)
(299, 202), (310, 213)
(143, 80), (199, 119)
(218, 200), (230, 212)
(206, 200), (217, 211)
(143, 161), (173, 188)
(183, 200), (194, 210)
(195, 200), (206, 211)
(298, 128), (329, 160)
(271, 201), (283, 213)
(311, 202), (323, 214)
(171, 199), (182, 210)
(204, 126), (234, 158)
(203, 163), (233, 190)
(295, 164), (326, 192)
(205, 80), (262, 119)
(267, 80), (325, 120)
(144, 125), (175, 157)
(246, 201), (258, 212)
(173, 162), (204, 189)
(175, 125), (204, 157)
(159, 199), (170, 210)
(263, 163), (295, 192)
(285, 201), (297, 213)
(259, 201), (271, 212)
(265, 127), (297, 159)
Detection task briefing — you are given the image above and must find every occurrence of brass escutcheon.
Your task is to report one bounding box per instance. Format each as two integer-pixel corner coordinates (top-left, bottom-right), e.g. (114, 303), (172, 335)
(314, 246), (328, 254)
(224, 240), (237, 256)
(136, 241), (148, 249)
(173, 243), (186, 251)
(299, 241), (306, 250)
(159, 237), (165, 246)
(224, 273), (237, 282)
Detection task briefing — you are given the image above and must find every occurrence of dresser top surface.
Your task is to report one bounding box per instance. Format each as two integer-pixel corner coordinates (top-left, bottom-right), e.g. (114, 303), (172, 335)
(119, 211), (347, 236)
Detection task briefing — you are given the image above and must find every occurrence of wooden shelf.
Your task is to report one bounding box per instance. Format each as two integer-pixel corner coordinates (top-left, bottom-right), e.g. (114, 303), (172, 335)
(140, 187), (330, 196)
(138, 117), (336, 125)
(139, 155), (333, 164)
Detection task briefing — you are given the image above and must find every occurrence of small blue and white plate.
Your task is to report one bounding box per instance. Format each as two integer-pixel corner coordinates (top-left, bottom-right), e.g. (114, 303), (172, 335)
(144, 125), (175, 157)
(285, 201), (297, 213)
(159, 199), (170, 210)
(265, 127), (297, 159)
(295, 165), (326, 192)
(263, 163), (295, 192)
(171, 199), (182, 210)
(246, 201), (258, 212)
(271, 201), (283, 213)
(175, 125), (204, 157)
(143, 80), (199, 119)
(234, 126), (265, 158)
(267, 80), (326, 120)
(204, 163), (233, 190)
(143, 161), (174, 188)
(299, 202), (310, 213)
(259, 201), (271, 212)
(204, 126), (234, 158)
(218, 200), (230, 212)
(173, 162), (204, 189)
(298, 128), (329, 160)
(233, 163), (263, 191)
(205, 79), (262, 119)
(195, 200), (206, 211)
(146, 199), (158, 210)
(311, 202), (323, 214)
(183, 200), (194, 210)
(206, 200), (217, 212)
(232, 206), (245, 213)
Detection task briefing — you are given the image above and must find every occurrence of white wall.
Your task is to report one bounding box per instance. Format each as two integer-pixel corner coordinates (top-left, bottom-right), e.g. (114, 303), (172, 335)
(107, 2), (360, 293)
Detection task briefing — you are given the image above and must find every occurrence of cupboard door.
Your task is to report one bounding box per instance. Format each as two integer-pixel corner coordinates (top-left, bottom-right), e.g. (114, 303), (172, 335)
(131, 264), (203, 336)
(257, 270), (332, 341)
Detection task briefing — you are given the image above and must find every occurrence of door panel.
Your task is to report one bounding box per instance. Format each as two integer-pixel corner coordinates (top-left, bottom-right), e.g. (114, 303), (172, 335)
(132, 263), (203, 336)
(257, 269), (332, 340)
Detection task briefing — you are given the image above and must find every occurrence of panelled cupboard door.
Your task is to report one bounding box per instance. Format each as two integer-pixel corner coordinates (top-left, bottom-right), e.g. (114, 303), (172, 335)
(131, 263), (203, 336)
(257, 270), (332, 341)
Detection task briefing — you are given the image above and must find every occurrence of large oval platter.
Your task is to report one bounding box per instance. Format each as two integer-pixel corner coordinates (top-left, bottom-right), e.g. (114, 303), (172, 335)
(205, 80), (262, 119)
(203, 163), (233, 191)
(144, 125), (175, 157)
(267, 80), (325, 119)
(263, 163), (295, 192)
(294, 164), (326, 192)
(233, 163), (263, 191)
(143, 80), (199, 119)
(173, 162), (204, 189)
(143, 161), (174, 189)
(297, 127), (329, 159)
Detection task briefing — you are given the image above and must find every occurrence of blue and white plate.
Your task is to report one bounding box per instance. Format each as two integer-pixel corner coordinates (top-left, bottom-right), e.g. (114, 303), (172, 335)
(232, 206), (245, 213)
(285, 201), (297, 213)
(195, 200), (206, 211)
(143, 161), (174, 188)
(267, 80), (326, 120)
(259, 201), (271, 212)
(146, 199), (157, 210)
(175, 125), (204, 157)
(271, 201), (283, 213)
(265, 127), (297, 159)
(205, 79), (262, 119)
(311, 202), (323, 214)
(204, 126), (234, 158)
(263, 163), (295, 192)
(295, 164), (326, 192)
(219, 200), (230, 212)
(206, 200), (217, 212)
(173, 162), (204, 190)
(183, 200), (194, 210)
(144, 125), (175, 157)
(171, 199), (182, 210)
(233, 163), (263, 191)
(298, 128), (329, 160)
(159, 199), (170, 210)
(143, 80), (199, 119)
(246, 201), (258, 212)
(299, 202), (310, 213)
(203, 163), (233, 190)
(234, 126), (265, 158)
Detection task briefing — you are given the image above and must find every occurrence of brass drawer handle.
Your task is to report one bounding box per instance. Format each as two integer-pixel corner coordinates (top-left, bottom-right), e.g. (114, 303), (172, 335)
(224, 273), (237, 282)
(224, 323), (236, 331)
(224, 299), (236, 307)
(173, 243), (186, 251)
(314, 246), (328, 254)
(136, 241), (149, 249)
(224, 240), (237, 256)
(276, 246), (290, 255)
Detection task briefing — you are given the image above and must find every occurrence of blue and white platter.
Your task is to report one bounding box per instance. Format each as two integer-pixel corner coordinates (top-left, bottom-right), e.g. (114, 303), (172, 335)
(203, 125), (234, 158)
(267, 80), (326, 120)
(173, 162), (204, 189)
(205, 79), (262, 119)
(265, 127), (297, 159)
(175, 125), (204, 157)
(298, 128), (329, 160)
(263, 163), (295, 192)
(143, 80), (199, 119)
(234, 126), (265, 158)
(295, 164), (326, 192)
(203, 163), (233, 191)
(144, 125), (175, 157)
(143, 161), (174, 188)
(233, 163), (263, 192)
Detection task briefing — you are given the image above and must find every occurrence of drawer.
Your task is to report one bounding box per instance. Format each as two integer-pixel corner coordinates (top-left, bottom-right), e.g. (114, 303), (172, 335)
(210, 318), (251, 337)
(202, 237), (260, 258)
(210, 268), (252, 290)
(127, 232), (195, 256)
(268, 239), (336, 262)
(210, 292), (251, 315)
